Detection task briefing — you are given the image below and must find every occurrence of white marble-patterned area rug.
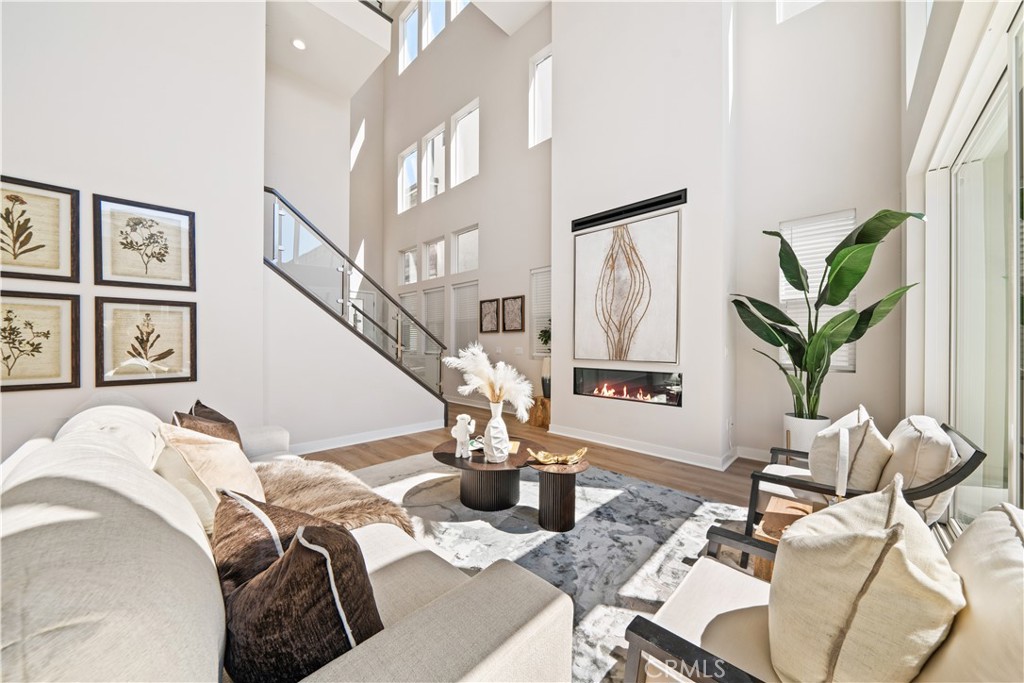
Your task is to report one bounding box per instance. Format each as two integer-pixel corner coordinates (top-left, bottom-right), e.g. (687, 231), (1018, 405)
(354, 452), (746, 683)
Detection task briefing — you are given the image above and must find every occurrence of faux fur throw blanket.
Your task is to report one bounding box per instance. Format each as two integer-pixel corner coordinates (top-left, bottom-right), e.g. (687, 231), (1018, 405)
(254, 459), (413, 536)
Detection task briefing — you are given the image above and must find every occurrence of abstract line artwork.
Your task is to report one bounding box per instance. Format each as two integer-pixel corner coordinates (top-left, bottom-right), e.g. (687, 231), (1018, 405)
(574, 211), (679, 362)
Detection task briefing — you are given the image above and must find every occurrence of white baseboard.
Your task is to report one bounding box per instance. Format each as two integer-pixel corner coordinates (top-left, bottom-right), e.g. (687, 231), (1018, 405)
(291, 419), (443, 456)
(548, 423), (734, 471)
(733, 446), (771, 463)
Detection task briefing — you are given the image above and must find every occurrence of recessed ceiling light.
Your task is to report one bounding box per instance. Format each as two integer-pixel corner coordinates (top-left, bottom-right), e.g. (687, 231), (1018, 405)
(292, 38), (306, 51)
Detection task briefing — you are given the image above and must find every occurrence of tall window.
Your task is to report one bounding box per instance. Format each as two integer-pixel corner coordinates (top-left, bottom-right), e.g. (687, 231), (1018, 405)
(422, 0), (445, 49)
(423, 287), (445, 355)
(777, 209), (857, 372)
(399, 5), (419, 73)
(453, 226), (478, 273)
(452, 281), (479, 353)
(422, 126), (445, 201)
(529, 47), (552, 147)
(452, 0), (469, 20)
(398, 145), (418, 213)
(399, 291), (420, 353)
(452, 101), (480, 187)
(423, 237), (445, 280)
(531, 267), (551, 356)
(400, 246), (418, 285)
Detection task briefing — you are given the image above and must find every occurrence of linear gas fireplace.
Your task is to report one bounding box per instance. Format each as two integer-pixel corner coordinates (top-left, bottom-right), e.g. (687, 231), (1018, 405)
(574, 368), (682, 407)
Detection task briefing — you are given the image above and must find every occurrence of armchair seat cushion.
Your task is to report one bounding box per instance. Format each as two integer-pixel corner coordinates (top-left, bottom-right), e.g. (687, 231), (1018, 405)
(756, 464), (830, 512)
(650, 557), (778, 682)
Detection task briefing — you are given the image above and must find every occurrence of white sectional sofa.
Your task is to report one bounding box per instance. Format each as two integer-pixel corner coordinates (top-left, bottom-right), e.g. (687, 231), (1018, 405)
(1, 399), (573, 682)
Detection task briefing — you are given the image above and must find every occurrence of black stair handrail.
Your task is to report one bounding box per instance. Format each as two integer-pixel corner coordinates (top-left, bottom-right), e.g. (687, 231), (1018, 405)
(264, 186), (446, 352)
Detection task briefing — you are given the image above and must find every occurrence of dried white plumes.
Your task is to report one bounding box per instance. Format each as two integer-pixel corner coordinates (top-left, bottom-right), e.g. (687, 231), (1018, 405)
(442, 343), (534, 421)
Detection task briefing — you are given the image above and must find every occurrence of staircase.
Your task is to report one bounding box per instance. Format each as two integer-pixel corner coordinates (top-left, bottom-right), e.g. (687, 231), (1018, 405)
(263, 187), (447, 421)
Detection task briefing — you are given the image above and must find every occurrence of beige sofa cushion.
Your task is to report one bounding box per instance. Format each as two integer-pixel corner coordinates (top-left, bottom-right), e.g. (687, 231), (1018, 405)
(879, 416), (959, 524)
(809, 405), (893, 493)
(915, 503), (1024, 682)
(769, 475), (965, 682)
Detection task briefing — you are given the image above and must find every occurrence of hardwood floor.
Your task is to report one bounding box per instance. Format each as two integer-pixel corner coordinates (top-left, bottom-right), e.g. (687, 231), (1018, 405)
(307, 404), (762, 507)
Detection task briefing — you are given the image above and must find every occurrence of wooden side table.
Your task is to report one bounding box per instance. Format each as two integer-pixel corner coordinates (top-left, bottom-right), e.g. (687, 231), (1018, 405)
(752, 496), (814, 580)
(530, 460), (589, 532)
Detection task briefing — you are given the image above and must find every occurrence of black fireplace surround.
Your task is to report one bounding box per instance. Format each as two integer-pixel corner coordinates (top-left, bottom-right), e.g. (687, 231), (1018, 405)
(574, 368), (682, 407)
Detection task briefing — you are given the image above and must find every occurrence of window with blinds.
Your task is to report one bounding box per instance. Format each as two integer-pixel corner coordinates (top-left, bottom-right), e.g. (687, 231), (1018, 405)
(423, 287), (444, 355)
(530, 267), (551, 356)
(399, 291), (420, 353)
(778, 209), (857, 372)
(452, 281), (479, 353)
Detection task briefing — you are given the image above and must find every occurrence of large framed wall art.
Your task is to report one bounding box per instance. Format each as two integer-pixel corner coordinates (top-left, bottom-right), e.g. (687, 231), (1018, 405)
(0, 290), (80, 391)
(0, 176), (80, 283)
(95, 296), (196, 387)
(573, 190), (685, 363)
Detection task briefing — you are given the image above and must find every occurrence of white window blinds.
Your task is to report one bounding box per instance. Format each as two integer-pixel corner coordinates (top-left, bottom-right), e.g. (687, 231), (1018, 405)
(530, 267), (551, 356)
(452, 281), (479, 353)
(778, 209), (857, 372)
(423, 287), (444, 355)
(399, 291), (419, 353)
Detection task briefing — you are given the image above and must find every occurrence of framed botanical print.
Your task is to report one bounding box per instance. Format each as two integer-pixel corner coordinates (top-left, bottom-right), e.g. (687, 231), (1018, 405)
(0, 176), (80, 282)
(93, 195), (195, 291)
(0, 290), (80, 391)
(96, 296), (196, 387)
(480, 298), (499, 333)
(502, 295), (525, 332)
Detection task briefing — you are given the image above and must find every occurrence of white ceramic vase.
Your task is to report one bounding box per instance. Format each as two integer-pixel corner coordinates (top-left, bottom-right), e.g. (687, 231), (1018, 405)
(483, 402), (510, 463)
(783, 413), (832, 452)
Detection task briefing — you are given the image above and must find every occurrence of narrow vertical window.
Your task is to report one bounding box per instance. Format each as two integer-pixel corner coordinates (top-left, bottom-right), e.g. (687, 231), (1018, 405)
(422, 126), (445, 201)
(423, 286), (445, 354)
(422, 0), (446, 49)
(453, 226), (479, 273)
(452, 281), (479, 352)
(399, 5), (419, 73)
(530, 267), (551, 356)
(399, 291), (420, 353)
(400, 246), (418, 285)
(423, 237), (445, 280)
(398, 144), (418, 213)
(452, 101), (480, 187)
(452, 0), (469, 20)
(529, 47), (552, 147)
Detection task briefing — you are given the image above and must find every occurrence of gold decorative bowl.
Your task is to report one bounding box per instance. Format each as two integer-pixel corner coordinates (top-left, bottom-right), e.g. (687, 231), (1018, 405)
(528, 447), (588, 466)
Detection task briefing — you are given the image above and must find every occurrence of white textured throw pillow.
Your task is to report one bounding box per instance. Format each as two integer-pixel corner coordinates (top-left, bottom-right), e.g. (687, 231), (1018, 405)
(769, 475), (966, 682)
(809, 405), (893, 494)
(156, 423), (265, 532)
(879, 416), (959, 524)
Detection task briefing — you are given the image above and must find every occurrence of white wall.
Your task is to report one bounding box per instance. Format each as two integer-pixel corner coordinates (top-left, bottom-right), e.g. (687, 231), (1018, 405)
(550, 2), (734, 469)
(265, 67), (351, 249)
(730, 0), (905, 457)
(1, 1), (266, 456)
(262, 269), (443, 451)
(350, 67), (386, 281)
(361, 2), (552, 400)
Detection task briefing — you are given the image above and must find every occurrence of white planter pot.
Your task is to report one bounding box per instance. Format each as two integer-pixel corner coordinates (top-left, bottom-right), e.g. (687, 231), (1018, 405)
(483, 402), (510, 463)
(783, 413), (831, 452)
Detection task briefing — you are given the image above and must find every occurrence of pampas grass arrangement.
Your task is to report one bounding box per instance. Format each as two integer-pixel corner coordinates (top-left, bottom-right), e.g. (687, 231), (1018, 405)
(443, 343), (535, 421)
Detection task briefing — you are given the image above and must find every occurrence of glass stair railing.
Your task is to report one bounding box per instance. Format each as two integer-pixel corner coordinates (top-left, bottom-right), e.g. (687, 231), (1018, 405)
(263, 187), (445, 399)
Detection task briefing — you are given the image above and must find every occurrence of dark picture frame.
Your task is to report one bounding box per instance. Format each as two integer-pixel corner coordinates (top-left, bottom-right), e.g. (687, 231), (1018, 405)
(0, 290), (80, 392)
(95, 296), (197, 387)
(0, 176), (80, 283)
(93, 194), (196, 291)
(480, 298), (500, 333)
(502, 295), (525, 332)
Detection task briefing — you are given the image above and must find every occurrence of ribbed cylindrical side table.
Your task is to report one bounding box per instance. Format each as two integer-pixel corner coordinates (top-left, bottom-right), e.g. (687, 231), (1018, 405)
(530, 460), (590, 532)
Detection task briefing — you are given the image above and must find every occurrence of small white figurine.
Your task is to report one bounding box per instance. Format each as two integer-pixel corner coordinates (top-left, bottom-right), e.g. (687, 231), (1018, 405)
(451, 413), (476, 458)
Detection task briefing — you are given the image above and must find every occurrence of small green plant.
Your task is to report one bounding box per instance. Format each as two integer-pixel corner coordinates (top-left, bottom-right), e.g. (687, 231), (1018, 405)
(732, 210), (923, 419)
(1, 193), (46, 260)
(119, 216), (169, 274)
(127, 313), (174, 364)
(538, 319), (551, 346)
(1, 309), (51, 376)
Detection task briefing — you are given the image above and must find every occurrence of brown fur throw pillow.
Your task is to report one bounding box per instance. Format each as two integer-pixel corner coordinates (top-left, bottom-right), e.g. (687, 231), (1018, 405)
(254, 459), (414, 536)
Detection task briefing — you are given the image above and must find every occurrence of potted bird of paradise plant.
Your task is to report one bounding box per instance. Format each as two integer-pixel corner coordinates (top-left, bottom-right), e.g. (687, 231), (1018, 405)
(731, 209), (923, 450)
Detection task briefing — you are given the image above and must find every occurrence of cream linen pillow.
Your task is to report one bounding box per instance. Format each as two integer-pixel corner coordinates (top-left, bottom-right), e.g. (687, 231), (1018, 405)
(809, 405), (894, 493)
(769, 475), (965, 683)
(879, 416), (959, 524)
(156, 423), (265, 532)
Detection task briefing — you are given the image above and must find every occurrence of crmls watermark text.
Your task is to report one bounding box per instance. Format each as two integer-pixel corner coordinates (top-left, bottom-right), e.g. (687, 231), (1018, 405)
(646, 658), (727, 679)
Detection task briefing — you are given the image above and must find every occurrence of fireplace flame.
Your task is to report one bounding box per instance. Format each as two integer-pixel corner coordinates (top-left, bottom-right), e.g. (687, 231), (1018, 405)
(592, 383), (655, 402)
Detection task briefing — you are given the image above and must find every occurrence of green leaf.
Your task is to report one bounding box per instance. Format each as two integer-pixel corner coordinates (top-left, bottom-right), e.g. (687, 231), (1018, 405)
(754, 348), (806, 411)
(736, 295), (799, 328)
(804, 310), (858, 375)
(763, 230), (808, 292)
(846, 284), (916, 343)
(816, 242), (880, 308)
(732, 300), (787, 347)
(774, 326), (806, 370)
(826, 210), (924, 265)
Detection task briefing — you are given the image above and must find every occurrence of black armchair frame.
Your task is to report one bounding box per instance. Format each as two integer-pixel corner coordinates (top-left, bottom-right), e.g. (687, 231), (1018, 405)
(623, 527), (775, 683)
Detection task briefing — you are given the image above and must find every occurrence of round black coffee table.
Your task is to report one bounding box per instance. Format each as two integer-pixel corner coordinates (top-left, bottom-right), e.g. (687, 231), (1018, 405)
(433, 437), (544, 511)
(529, 460), (591, 532)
